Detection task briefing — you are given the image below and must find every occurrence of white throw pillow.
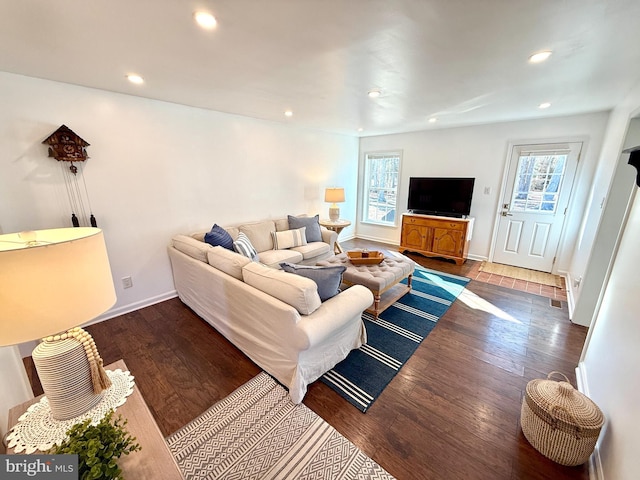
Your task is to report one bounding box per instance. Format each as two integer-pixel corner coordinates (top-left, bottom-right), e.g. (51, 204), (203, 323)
(242, 262), (321, 315)
(270, 227), (307, 250)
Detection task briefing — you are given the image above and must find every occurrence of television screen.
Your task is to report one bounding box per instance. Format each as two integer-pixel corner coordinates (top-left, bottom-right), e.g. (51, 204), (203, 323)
(407, 177), (475, 217)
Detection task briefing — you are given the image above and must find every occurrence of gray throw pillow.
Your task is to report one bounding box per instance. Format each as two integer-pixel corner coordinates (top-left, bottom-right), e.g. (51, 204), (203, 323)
(280, 262), (346, 301)
(288, 215), (322, 243)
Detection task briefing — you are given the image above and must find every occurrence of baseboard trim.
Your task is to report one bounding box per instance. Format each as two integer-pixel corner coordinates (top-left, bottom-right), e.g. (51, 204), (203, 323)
(83, 290), (179, 327)
(576, 362), (604, 480)
(564, 272), (577, 319)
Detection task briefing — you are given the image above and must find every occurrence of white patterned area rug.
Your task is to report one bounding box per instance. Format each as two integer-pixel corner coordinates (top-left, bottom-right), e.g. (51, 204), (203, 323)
(166, 372), (395, 480)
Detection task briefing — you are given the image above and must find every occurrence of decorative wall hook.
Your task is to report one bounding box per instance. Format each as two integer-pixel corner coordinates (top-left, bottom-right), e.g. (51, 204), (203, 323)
(42, 125), (97, 227)
(623, 146), (640, 187)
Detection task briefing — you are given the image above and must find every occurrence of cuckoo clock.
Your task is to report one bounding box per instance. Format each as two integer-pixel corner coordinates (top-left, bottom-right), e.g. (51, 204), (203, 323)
(42, 125), (97, 227)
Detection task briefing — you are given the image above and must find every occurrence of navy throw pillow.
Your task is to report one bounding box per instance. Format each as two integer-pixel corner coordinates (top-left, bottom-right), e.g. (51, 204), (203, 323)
(280, 262), (346, 301)
(288, 215), (322, 243)
(204, 224), (234, 250)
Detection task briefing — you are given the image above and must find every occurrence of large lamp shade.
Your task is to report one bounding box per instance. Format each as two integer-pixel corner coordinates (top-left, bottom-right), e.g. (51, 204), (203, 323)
(0, 227), (116, 346)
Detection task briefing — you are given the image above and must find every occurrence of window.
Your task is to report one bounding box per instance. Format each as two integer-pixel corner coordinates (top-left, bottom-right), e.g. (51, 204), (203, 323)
(511, 151), (569, 213)
(362, 152), (400, 225)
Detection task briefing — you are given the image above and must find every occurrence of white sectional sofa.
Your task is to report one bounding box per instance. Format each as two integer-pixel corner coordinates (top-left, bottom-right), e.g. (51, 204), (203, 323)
(167, 217), (373, 403)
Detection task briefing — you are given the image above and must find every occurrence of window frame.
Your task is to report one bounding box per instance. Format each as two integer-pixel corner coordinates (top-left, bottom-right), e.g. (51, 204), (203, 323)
(361, 151), (402, 227)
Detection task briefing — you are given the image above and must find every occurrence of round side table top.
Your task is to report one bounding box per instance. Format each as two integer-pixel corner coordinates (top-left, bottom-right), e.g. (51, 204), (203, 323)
(319, 219), (351, 228)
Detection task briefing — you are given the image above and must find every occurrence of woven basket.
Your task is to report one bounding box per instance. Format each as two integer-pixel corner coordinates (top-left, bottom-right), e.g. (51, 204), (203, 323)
(521, 371), (604, 466)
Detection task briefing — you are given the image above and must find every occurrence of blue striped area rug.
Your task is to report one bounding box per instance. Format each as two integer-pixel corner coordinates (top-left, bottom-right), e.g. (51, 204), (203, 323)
(320, 265), (470, 412)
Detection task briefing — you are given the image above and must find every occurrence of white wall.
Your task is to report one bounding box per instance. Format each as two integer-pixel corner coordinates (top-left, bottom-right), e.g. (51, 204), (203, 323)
(0, 346), (33, 452)
(357, 113), (609, 273)
(577, 81), (640, 480)
(580, 189), (640, 480)
(0, 71), (359, 321)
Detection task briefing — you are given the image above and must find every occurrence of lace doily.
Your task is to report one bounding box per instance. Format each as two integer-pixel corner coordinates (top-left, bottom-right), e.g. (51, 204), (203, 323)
(7, 368), (135, 453)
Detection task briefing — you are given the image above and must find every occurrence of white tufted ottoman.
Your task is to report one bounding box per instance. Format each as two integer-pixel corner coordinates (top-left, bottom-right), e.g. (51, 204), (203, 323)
(317, 251), (415, 318)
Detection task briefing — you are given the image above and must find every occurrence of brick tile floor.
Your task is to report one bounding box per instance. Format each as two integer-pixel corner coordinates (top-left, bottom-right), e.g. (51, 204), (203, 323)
(467, 261), (567, 301)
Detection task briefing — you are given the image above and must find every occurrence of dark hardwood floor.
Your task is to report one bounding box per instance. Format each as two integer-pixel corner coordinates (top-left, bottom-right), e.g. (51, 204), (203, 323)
(24, 239), (589, 479)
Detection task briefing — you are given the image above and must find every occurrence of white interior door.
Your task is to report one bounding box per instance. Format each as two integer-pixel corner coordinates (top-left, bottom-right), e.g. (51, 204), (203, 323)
(492, 143), (581, 272)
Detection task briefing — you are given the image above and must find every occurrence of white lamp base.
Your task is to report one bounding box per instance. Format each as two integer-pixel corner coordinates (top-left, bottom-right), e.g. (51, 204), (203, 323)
(329, 206), (340, 222)
(32, 338), (104, 420)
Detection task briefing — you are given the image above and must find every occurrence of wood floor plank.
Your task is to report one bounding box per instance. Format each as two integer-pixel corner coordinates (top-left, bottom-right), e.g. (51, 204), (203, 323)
(21, 238), (590, 479)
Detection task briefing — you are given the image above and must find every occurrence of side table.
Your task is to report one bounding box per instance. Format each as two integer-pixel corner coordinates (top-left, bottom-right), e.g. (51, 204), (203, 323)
(319, 219), (351, 254)
(6, 359), (184, 480)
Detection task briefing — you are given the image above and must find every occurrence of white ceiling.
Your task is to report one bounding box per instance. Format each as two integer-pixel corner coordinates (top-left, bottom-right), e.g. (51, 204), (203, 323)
(2, 0), (640, 137)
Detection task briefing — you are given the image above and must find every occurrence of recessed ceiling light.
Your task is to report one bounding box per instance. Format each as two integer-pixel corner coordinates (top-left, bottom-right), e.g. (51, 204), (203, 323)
(284, 110), (293, 117)
(357, 128), (364, 132)
(194, 11), (217, 29)
(529, 51), (552, 63)
(126, 74), (144, 85)
(539, 102), (551, 109)
(428, 118), (437, 123)
(368, 89), (381, 98)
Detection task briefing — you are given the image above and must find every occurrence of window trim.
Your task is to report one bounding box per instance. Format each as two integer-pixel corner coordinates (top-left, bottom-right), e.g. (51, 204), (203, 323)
(361, 150), (402, 227)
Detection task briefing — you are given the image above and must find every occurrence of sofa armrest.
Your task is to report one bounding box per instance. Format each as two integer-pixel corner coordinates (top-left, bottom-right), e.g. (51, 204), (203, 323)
(296, 285), (373, 348)
(320, 227), (338, 250)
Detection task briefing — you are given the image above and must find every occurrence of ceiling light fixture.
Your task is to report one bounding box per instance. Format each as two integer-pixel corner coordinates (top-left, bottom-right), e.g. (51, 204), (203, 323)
(539, 102), (552, 109)
(428, 118), (437, 123)
(368, 89), (381, 98)
(529, 51), (552, 63)
(284, 110), (293, 117)
(126, 74), (144, 85)
(194, 11), (217, 29)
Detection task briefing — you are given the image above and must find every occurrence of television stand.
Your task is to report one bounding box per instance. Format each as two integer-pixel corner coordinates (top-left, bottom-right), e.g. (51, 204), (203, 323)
(399, 213), (473, 265)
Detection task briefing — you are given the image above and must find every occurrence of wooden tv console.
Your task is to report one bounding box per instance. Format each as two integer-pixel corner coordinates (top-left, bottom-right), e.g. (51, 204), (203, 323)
(399, 213), (473, 265)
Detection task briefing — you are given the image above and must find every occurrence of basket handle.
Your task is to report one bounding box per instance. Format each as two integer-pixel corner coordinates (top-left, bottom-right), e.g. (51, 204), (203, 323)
(547, 371), (571, 384)
(550, 404), (584, 439)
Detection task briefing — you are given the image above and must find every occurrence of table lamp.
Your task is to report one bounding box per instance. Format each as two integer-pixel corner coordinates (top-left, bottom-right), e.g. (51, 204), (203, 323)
(325, 187), (345, 221)
(0, 227), (116, 421)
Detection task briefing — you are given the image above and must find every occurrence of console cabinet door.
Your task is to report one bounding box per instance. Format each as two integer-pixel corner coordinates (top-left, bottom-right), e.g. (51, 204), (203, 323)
(402, 223), (429, 250)
(432, 228), (463, 257)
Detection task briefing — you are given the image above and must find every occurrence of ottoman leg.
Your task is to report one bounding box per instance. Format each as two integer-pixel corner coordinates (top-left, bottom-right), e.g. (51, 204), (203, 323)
(407, 274), (413, 289)
(373, 293), (381, 318)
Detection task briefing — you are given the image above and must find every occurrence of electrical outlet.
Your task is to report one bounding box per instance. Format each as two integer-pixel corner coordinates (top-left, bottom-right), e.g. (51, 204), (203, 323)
(484, 186), (492, 195)
(122, 276), (133, 289)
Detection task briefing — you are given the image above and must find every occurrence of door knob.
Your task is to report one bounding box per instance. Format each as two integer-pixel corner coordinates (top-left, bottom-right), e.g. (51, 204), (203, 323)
(501, 211), (513, 217)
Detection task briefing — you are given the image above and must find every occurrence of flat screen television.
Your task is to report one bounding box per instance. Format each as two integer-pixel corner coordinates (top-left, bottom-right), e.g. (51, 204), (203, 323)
(407, 177), (475, 218)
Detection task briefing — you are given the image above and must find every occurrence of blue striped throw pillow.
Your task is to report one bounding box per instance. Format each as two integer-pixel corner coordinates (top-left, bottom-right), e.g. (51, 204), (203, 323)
(233, 232), (259, 261)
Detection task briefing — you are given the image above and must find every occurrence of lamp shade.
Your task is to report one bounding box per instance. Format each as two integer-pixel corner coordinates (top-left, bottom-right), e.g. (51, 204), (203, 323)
(0, 227), (116, 346)
(324, 187), (345, 203)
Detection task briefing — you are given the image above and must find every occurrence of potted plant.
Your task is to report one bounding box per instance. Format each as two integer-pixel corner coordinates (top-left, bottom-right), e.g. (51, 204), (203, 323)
(49, 410), (141, 480)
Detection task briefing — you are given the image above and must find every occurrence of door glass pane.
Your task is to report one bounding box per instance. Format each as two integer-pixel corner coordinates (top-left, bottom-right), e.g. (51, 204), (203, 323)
(510, 154), (568, 213)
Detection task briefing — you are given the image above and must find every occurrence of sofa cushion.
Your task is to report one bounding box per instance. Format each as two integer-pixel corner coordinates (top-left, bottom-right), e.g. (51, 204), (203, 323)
(207, 246), (251, 280)
(242, 262), (322, 315)
(271, 227), (307, 250)
(257, 249), (304, 268)
(290, 242), (331, 260)
(172, 235), (212, 263)
(280, 263), (346, 301)
(288, 215), (322, 243)
(274, 218), (290, 232)
(239, 221), (276, 253)
(204, 224), (234, 250)
(233, 232), (259, 261)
